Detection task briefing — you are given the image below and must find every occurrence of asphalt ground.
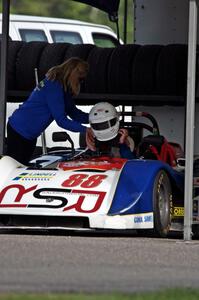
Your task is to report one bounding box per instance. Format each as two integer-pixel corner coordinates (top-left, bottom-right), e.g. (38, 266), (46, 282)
(0, 231), (199, 294)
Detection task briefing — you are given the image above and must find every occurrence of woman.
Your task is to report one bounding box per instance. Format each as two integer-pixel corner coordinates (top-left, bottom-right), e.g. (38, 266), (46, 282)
(7, 57), (94, 164)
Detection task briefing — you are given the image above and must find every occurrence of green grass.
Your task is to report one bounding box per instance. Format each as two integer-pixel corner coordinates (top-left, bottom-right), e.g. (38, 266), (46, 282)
(0, 289), (199, 300)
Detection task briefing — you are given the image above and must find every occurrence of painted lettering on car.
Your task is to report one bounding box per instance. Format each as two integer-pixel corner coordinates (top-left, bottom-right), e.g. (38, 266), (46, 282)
(0, 184), (106, 213)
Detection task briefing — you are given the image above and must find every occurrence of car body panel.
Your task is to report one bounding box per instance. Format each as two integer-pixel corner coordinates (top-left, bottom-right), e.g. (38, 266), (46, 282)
(0, 154), (184, 231)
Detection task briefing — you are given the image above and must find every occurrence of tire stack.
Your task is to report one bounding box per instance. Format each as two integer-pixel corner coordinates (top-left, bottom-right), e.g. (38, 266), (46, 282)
(156, 44), (188, 95)
(107, 44), (140, 94)
(85, 46), (115, 93)
(131, 45), (163, 94)
(7, 41), (26, 90)
(16, 41), (48, 90)
(4, 41), (189, 99)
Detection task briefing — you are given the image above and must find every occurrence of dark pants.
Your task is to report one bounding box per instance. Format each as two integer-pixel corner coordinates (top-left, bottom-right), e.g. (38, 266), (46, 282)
(6, 122), (37, 165)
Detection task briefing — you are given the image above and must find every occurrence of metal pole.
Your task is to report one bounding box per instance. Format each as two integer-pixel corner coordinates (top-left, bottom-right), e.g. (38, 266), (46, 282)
(123, 0), (128, 44)
(0, 0), (10, 155)
(184, 0), (198, 241)
(34, 68), (47, 155)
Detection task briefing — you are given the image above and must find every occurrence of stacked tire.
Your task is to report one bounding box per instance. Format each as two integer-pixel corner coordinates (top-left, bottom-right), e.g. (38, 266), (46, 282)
(4, 41), (188, 99)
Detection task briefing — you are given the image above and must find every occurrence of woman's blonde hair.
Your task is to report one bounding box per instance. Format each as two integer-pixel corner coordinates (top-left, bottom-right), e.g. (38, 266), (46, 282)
(46, 57), (89, 94)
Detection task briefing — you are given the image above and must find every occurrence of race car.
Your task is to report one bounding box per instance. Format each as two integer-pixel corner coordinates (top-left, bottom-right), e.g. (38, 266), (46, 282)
(0, 111), (197, 237)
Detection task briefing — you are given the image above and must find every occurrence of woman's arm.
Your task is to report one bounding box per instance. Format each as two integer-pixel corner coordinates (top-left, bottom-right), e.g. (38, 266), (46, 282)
(45, 80), (87, 132)
(66, 94), (89, 124)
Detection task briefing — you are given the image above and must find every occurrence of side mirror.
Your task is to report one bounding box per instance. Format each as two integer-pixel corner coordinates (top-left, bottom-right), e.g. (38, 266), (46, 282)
(52, 131), (69, 142)
(51, 131), (75, 156)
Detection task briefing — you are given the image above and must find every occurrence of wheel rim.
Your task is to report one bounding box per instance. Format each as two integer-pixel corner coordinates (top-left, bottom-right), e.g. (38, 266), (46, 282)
(153, 170), (171, 236)
(158, 182), (169, 228)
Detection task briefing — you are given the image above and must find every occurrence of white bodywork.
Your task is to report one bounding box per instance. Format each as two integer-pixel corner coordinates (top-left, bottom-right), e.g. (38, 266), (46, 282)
(0, 155), (153, 230)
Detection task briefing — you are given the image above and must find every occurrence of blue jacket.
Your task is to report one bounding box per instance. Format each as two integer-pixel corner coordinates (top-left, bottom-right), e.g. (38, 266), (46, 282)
(119, 144), (136, 159)
(9, 78), (89, 140)
(95, 138), (136, 159)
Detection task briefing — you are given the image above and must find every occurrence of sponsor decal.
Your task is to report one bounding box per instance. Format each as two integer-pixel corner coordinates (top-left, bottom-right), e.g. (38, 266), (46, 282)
(31, 188), (69, 209)
(173, 206), (184, 217)
(0, 183), (106, 213)
(59, 156), (127, 171)
(0, 184), (37, 208)
(63, 190), (105, 213)
(0, 170), (120, 214)
(133, 214), (153, 223)
(35, 80), (45, 91)
(12, 172), (56, 181)
(134, 216), (143, 223)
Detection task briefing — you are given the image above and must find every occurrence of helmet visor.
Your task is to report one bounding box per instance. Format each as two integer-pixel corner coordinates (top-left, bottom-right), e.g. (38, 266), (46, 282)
(91, 117), (117, 131)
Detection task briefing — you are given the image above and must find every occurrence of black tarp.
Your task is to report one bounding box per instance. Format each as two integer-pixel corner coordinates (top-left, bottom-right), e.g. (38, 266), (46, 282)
(73, 0), (120, 18)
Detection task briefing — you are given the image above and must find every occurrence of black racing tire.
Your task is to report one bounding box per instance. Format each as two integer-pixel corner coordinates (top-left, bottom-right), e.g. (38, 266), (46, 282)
(85, 47), (114, 93)
(153, 170), (172, 237)
(64, 44), (96, 61)
(131, 45), (163, 94)
(7, 41), (25, 90)
(16, 41), (47, 91)
(38, 43), (71, 80)
(156, 44), (188, 96)
(64, 44), (96, 93)
(108, 44), (140, 94)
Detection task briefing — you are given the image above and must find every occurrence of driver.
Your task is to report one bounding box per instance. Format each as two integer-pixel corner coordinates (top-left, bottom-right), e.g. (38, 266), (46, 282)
(89, 102), (136, 159)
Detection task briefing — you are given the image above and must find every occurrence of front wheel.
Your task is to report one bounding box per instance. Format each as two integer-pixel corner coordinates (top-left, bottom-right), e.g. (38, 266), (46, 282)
(153, 170), (172, 237)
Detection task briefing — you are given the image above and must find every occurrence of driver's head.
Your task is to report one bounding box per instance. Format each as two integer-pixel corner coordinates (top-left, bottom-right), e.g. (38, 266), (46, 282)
(89, 102), (120, 142)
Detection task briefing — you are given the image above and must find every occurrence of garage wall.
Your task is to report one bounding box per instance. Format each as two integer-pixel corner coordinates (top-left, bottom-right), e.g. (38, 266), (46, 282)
(134, 0), (189, 45)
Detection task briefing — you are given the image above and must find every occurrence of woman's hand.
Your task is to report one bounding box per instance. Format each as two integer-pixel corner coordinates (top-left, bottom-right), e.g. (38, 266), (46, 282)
(86, 127), (96, 151)
(118, 128), (129, 144)
(119, 128), (135, 151)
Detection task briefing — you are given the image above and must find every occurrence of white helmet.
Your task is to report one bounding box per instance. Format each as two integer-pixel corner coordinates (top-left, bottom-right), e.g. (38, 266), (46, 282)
(89, 102), (120, 141)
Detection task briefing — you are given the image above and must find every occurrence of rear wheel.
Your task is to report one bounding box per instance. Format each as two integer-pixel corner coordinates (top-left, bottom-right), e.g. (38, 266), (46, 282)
(153, 170), (172, 237)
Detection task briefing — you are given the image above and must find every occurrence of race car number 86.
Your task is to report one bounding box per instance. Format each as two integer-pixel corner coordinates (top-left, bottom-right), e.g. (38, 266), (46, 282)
(62, 174), (107, 188)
